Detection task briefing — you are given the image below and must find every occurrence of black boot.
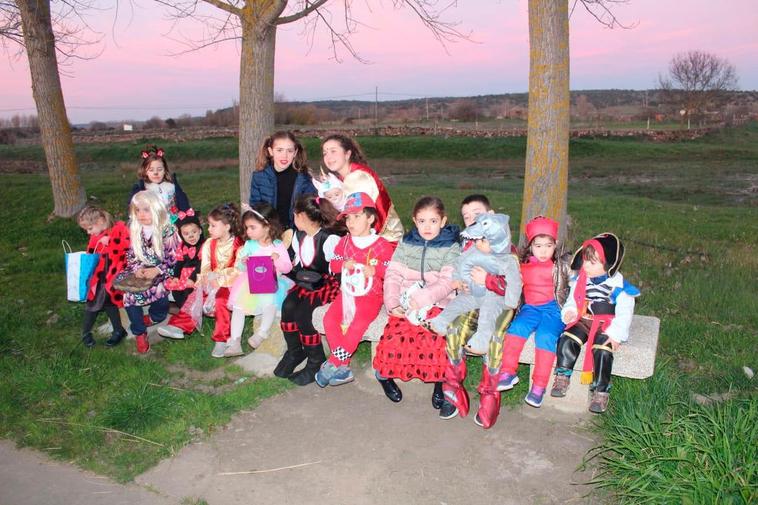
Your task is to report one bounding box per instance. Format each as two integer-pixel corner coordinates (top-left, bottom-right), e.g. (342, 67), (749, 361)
(82, 332), (96, 348)
(274, 323), (306, 378)
(289, 343), (325, 386)
(105, 328), (127, 347)
(378, 377), (403, 403)
(431, 381), (444, 409)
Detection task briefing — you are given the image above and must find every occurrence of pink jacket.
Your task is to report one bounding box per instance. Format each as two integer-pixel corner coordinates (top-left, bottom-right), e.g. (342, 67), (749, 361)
(383, 262), (457, 312)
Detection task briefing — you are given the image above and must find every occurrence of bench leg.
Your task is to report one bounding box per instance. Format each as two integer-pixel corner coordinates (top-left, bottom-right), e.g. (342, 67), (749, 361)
(530, 364), (589, 414)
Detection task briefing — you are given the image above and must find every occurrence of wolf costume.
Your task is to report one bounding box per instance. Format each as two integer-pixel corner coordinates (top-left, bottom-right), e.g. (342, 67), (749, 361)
(430, 213), (522, 355)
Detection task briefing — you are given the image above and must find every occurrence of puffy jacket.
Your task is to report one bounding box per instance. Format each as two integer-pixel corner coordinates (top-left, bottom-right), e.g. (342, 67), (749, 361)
(249, 164), (317, 229)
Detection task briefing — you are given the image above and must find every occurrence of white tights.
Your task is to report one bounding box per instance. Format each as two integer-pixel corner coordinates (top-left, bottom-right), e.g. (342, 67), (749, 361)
(230, 305), (277, 342)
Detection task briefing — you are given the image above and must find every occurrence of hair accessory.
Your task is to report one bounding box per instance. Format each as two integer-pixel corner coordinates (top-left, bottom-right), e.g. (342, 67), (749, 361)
(315, 196), (321, 205)
(177, 208), (195, 220)
(250, 209), (269, 224)
(156, 148), (164, 157)
(141, 150), (149, 159)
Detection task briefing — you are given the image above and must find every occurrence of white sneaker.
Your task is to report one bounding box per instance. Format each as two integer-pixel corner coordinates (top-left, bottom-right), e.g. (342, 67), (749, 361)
(247, 332), (267, 349)
(211, 341), (228, 358)
(223, 340), (244, 357)
(157, 324), (185, 340)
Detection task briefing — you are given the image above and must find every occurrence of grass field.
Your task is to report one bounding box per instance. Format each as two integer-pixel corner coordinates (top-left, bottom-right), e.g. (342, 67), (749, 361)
(0, 123), (756, 500)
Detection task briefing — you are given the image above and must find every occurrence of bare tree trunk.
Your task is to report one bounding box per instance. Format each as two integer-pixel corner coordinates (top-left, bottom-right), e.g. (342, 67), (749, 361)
(238, 13), (276, 205)
(521, 0), (569, 244)
(16, 0), (85, 217)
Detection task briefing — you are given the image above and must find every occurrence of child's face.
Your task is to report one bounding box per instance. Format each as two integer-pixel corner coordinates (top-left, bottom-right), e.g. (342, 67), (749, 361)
(180, 223), (202, 246)
(80, 217), (108, 236)
(583, 254), (606, 277)
(145, 160), (166, 184)
(531, 235), (556, 262)
(345, 211), (374, 237)
(207, 217), (231, 240)
(324, 188), (345, 209)
(244, 218), (269, 242)
(322, 140), (351, 174)
(461, 202), (492, 227)
(268, 139), (297, 171)
(413, 207), (447, 241)
(135, 203), (153, 226)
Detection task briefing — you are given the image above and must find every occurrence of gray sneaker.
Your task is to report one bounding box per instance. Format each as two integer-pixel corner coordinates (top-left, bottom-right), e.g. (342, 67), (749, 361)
(211, 341), (228, 358)
(551, 374), (571, 397)
(223, 340), (244, 357)
(157, 324), (185, 340)
(589, 391), (610, 414)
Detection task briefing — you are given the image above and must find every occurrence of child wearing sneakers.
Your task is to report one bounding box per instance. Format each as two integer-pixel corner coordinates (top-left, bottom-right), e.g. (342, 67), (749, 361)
(196, 203), (243, 358)
(121, 191), (181, 353)
(228, 204), (293, 352)
(157, 209), (206, 340)
(498, 216), (571, 408)
(551, 232), (640, 414)
(315, 192), (395, 388)
(76, 205), (131, 348)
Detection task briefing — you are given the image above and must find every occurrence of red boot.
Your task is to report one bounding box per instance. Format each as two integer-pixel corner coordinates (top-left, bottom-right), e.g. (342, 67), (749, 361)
(135, 333), (150, 354)
(475, 366), (501, 429)
(442, 359), (469, 418)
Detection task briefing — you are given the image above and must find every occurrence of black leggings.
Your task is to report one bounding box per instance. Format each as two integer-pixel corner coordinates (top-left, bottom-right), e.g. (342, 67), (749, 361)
(281, 291), (325, 335)
(82, 302), (123, 336)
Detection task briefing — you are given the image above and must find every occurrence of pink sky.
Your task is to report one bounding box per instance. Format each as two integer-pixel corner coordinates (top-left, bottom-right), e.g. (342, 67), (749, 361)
(2, 0), (756, 123)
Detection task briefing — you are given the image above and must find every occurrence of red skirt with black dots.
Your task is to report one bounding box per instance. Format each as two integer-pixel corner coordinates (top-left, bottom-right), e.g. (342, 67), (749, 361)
(372, 306), (447, 383)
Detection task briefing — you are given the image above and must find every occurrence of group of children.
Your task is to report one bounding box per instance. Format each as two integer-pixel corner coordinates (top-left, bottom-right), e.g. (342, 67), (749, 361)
(75, 133), (639, 425)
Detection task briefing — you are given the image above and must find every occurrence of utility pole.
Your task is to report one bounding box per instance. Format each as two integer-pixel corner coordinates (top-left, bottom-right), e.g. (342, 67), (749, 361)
(374, 86), (379, 130)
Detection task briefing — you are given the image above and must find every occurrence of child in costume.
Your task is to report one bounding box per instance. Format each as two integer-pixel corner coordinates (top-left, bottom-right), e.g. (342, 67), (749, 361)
(312, 171), (347, 211)
(228, 204), (293, 352)
(315, 192), (396, 388)
(76, 205), (131, 348)
(121, 191), (181, 353)
(128, 145), (190, 221)
(552, 232), (639, 414)
(196, 203), (244, 358)
(157, 208), (205, 340)
(321, 134), (403, 242)
(373, 196), (460, 408)
(498, 216), (571, 408)
(249, 131), (316, 230)
(275, 195), (343, 385)
(430, 212), (522, 429)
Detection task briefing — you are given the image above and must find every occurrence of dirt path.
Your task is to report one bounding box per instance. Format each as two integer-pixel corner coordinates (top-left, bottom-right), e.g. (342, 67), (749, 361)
(1, 369), (601, 505)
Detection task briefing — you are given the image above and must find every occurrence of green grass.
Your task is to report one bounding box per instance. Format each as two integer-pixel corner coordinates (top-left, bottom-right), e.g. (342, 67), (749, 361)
(1, 125), (757, 498)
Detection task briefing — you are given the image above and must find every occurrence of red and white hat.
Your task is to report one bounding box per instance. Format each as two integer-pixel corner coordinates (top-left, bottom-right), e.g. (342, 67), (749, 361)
(337, 192), (376, 220)
(525, 216), (559, 243)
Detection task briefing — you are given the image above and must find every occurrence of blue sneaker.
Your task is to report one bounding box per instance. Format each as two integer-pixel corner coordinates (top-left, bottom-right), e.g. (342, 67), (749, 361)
(315, 362), (337, 388)
(329, 366), (355, 386)
(525, 386), (545, 408)
(496, 372), (520, 392)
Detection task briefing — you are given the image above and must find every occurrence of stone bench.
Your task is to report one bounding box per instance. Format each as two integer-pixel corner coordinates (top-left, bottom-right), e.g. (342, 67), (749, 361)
(313, 306), (660, 413)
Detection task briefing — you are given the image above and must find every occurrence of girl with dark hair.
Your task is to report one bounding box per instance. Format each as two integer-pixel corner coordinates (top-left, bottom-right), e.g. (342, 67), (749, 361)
(128, 145), (190, 220)
(249, 131), (317, 230)
(372, 196), (460, 407)
(321, 134), (403, 242)
(198, 203), (244, 357)
(227, 204), (293, 355)
(274, 195), (343, 386)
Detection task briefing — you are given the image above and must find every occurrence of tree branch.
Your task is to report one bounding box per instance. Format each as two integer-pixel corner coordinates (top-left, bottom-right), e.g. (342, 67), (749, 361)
(276, 0), (329, 25)
(199, 0), (241, 17)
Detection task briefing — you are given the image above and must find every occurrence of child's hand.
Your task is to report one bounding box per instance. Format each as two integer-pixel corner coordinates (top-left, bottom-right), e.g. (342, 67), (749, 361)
(344, 259), (356, 271)
(562, 309), (577, 324)
(209, 278), (220, 289)
(97, 235), (110, 247)
(470, 266), (488, 286)
(185, 279), (195, 288)
(475, 239), (491, 254)
(389, 306), (406, 317)
(609, 338), (621, 351)
(363, 265), (375, 277)
(271, 252), (279, 261)
(451, 280), (464, 291)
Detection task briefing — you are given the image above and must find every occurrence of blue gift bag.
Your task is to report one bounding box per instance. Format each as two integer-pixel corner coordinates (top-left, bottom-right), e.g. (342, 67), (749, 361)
(63, 240), (101, 302)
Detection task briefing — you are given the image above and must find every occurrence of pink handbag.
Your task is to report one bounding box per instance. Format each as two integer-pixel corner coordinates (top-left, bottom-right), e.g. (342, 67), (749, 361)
(247, 256), (277, 294)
